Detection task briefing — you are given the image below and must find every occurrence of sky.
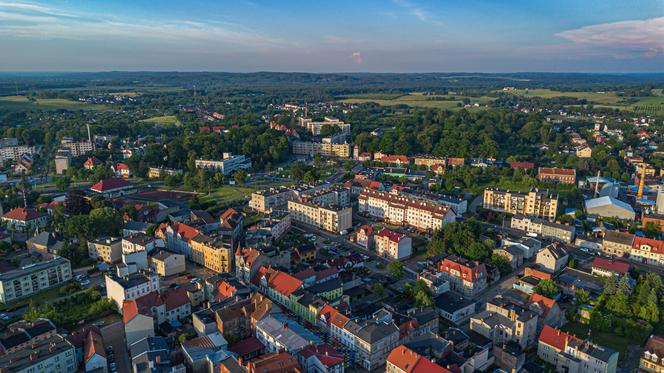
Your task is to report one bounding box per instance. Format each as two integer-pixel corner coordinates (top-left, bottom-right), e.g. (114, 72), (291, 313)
(0, 0), (663, 73)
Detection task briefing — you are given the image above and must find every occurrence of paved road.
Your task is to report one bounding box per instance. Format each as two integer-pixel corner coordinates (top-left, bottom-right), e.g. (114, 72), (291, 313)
(101, 321), (131, 373)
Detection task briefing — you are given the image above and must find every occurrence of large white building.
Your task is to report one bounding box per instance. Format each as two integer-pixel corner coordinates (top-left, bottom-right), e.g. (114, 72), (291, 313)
(0, 257), (72, 304)
(0, 145), (37, 162)
(105, 270), (160, 313)
(0, 334), (78, 373)
(288, 199), (352, 234)
(298, 117), (350, 136)
(195, 153), (251, 175)
(375, 229), (412, 260)
(358, 189), (456, 231)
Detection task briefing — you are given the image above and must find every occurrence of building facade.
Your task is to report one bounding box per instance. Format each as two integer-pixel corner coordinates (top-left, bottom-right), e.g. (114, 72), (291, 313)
(483, 189), (559, 220)
(0, 257), (72, 304)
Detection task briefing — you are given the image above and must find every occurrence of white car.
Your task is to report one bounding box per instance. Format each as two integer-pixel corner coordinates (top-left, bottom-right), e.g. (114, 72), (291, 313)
(79, 280), (91, 286)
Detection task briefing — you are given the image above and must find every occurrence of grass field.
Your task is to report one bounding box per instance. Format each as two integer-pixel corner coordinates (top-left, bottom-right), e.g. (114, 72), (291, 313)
(198, 185), (258, 213)
(140, 115), (182, 126)
(502, 88), (623, 105)
(340, 92), (493, 110)
(0, 95), (109, 111)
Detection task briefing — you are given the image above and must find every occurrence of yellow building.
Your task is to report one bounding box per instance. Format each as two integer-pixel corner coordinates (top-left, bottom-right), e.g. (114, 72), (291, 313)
(88, 237), (122, 263)
(291, 141), (351, 158)
(191, 235), (233, 273)
(483, 188), (559, 220)
(413, 156), (447, 174)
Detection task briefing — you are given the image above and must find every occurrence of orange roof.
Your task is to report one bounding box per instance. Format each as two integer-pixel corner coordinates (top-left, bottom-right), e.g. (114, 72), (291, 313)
(123, 291), (163, 323)
(215, 281), (238, 301)
(538, 167), (576, 176)
(248, 351), (300, 373)
(90, 177), (131, 192)
(83, 328), (106, 363)
(2, 207), (44, 221)
(377, 228), (404, 243)
(386, 345), (423, 373)
(539, 325), (580, 351)
(381, 155), (410, 164)
(172, 222), (200, 243)
(268, 271), (303, 297)
(411, 355), (451, 373)
(84, 157), (102, 167)
(318, 304), (349, 329)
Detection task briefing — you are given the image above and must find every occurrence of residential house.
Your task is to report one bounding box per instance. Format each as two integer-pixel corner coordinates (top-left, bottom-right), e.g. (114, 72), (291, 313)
(535, 243), (569, 273)
(640, 335), (664, 373)
(105, 270), (160, 312)
(538, 326), (618, 373)
(601, 230), (634, 257)
(386, 344), (451, 373)
(88, 236), (123, 264)
(471, 297), (539, 349)
(355, 225), (374, 249)
(149, 250), (186, 277)
(438, 256), (488, 298)
(1, 207), (49, 233)
(492, 246), (524, 269)
(590, 257), (629, 277)
(537, 167), (576, 185)
(630, 236), (664, 266)
(349, 309), (400, 371)
(26, 231), (64, 258)
(297, 344), (345, 373)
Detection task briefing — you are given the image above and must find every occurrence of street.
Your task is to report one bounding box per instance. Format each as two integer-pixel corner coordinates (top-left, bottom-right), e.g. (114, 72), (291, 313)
(101, 321), (131, 373)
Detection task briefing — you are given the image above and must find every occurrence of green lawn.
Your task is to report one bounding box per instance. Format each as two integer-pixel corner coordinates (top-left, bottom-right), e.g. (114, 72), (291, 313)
(340, 92), (493, 110)
(0, 95), (109, 111)
(0, 281), (72, 312)
(501, 88), (623, 105)
(213, 185), (257, 202)
(140, 115), (182, 126)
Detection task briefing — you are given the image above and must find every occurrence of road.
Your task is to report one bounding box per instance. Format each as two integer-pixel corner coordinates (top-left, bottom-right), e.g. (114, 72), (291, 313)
(101, 322), (131, 373)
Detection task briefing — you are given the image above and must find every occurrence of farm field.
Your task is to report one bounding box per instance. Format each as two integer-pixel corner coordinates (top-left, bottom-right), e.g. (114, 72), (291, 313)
(501, 88), (623, 105)
(0, 95), (109, 111)
(339, 92), (493, 110)
(140, 115), (182, 126)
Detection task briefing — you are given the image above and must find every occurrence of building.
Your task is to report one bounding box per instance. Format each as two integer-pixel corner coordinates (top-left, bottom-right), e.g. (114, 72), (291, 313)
(1, 207), (49, 232)
(291, 141), (351, 158)
(640, 335), (664, 373)
(26, 232), (64, 258)
(585, 196), (636, 220)
(82, 328), (107, 373)
(643, 214), (664, 233)
(630, 236), (664, 266)
(54, 149), (71, 175)
(510, 215), (576, 243)
(111, 163), (131, 178)
(194, 153), (251, 175)
(535, 244), (569, 273)
(89, 178), (135, 198)
(413, 156), (447, 174)
(576, 145), (592, 158)
(0, 334), (78, 373)
(483, 188), (559, 220)
(298, 117), (350, 136)
(61, 139), (93, 157)
(0, 145), (37, 162)
(105, 270), (160, 312)
(537, 167), (576, 185)
(214, 293), (272, 339)
(147, 167), (183, 179)
(235, 247), (291, 284)
(244, 351), (302, 373)
(249, 186), (294, 213)
(288, 199), (352, 234)
(471, 298), (539, 349)
(386, 345), (451, 373)
(358, 189), (456, 231)
(537, 326), (618, 373)
(375, 229), (412, 260)
(254, 211), (292, 241)
(297, 344), (345, 373)
(190, 235), (233, 273)
(601, 230), (634, 257)
(349, 310), (400, 371)
(438, 256), (488, 298)
(123, 234), (155, 254)
(493, 246), (524, 269)
(0, 257), (72, 304)
(149, 250), (186, 277)
(83, 157), (103, 170)
(88, 236), (122, 263)
(356, 225), (374, 249)
(256, 313), (322, 353)
(590, 257), (629, 277)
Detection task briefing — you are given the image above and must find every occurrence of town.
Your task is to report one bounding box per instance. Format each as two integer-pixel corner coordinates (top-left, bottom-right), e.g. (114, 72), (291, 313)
(0, 75), (663, 373)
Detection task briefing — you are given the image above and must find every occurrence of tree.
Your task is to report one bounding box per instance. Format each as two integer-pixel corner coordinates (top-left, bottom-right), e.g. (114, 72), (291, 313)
(233, 170), (247, 185)
(405, 280), (434, 308)
(575, 289), (590, 305)
(55, 177), (70, 191)
(489, 254), (511, 276)
(387, 261), (404, 279)
(371, 283), (386, 297)
(534, 279), (560, 298)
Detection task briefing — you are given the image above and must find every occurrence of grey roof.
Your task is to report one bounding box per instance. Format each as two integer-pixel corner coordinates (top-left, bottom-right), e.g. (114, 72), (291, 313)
(567, 338), (618, 362)
(0, 257), (70, 281)
(542, 244), (568, 259)
(124, 220), (150, 232)
(354, 320), (399, 344)
(585, 196), (635, 213)
(435, 293), (475, 313)
(26, 232), (61, 247)
(603, 230), (634, 245)
(0, 334), (74, 372)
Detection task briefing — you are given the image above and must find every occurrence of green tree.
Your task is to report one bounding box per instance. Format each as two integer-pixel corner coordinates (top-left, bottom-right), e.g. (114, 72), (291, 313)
(387, 261), (404, 279)
(534, 279), (560, 298)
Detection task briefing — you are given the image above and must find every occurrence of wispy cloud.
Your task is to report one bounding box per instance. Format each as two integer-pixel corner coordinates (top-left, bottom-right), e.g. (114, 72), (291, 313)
(0, 1), (291, 49)
(557, 17), (664, 57)
(392, 0), (439, 23)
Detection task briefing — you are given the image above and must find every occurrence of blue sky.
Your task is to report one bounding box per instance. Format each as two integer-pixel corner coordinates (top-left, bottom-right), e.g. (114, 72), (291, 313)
(0, 0), (663, 72)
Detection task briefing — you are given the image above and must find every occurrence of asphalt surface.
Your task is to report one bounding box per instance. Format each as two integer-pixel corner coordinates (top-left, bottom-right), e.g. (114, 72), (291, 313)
(101, 321), (131, 373)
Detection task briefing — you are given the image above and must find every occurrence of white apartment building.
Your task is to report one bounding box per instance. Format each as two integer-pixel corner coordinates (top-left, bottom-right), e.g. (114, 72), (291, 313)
(60, 138), (94, 157)
(195, 153), (251, 175)
(288, 199), (352, 234)
(0, 145), (37, 162)
(0, 257), (72, 304)
(375, 229), (412, 260)
(298, 117), (351, 136)
(0, 334), (78, 373)
(358, 189), (456, 231)
(105, 270), (160, 313)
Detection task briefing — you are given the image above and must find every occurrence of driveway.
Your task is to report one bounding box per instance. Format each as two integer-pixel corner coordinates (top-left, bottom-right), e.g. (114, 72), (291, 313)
(101, 322), (131, 373)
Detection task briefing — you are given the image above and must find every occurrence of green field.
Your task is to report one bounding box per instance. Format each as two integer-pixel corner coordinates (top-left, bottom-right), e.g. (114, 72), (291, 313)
(0, 95), (109, 111)
(340, 92), (493, 110)
(140, 115), (182, 126)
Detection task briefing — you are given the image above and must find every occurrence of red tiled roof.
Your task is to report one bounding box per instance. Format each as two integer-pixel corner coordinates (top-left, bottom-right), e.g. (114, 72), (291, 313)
(529, 293), (557, 318)
(510, 161), (535, 169)
(632, 236), (664, 254)
(220, 208), (242, 229)
(377, 228), (405, 243)
(591, 257), (629, 274)
(84, 157), (102, 167)
(447, 157), (465, 166)
(172, 222), (200, 243)
(229, 336), (264, 357)
(115, 163), (129, 170)
(381, 155), (410, 164)
(358, 225), (374, 236)
(90, 177), (131, 192)
(162, 287), (189, 311)
(538, 325), (580, 351)
(268, 270), (303, 297)
(123, 291), (163, 323)
(298, 344), (344, 367)
(439, 257), (487, 283)
(359, 189), (451, 217)
(215, 281), (238, 301)
(645, 335), (664, 358)
(387, 345), (423, 373)
(2, 207), (44, 221)
(538, 167), (576, 176)
(411, 355), (451, 373)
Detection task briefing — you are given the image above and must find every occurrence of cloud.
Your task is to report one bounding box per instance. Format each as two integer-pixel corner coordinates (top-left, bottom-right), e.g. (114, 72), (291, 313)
(392, 0), (431, 22)
(350, 51), (363, 64)
(0, 1), (291, 49)
(557, 17), (664, 57)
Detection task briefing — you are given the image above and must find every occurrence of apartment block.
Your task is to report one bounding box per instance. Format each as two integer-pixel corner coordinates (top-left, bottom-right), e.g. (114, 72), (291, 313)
(358, 189), (456, 231)
(105, 270), (160, 312)
(0, 145), (37, 162)
(61, 139), (94, 157)
(298, 117), (350, 136)
(249, 186), (294, 213)
(0, 334), (78, 373)
(437, 256), (488, 298)
(88, 236), (123, 263)
(292, 141), (351, 158)
(483, 188), (559, 220)
(195, 153), (252, 175)
(288, 199), (352, 234)
(0, 257), (72, 304)
(190, 234), (233, 273)
(375, 229), (412, 260)
(538, 326), (618, 373)
(510, 215), (575, 243)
